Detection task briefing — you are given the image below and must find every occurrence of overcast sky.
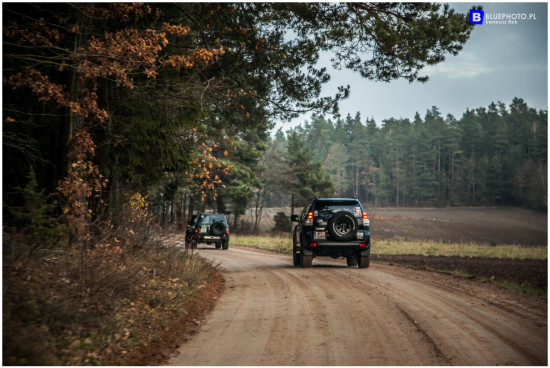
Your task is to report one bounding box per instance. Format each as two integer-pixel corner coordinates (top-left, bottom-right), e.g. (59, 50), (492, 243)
(276, 1), (548, 131)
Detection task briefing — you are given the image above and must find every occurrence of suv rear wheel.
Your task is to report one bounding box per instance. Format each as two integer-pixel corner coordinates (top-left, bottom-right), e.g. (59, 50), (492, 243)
(298, 233), (313, 268)
(346, 256), (358, 267)
(292, 229), (301, 266)
(357, 254), (370, 268)
(300, 245), (313, 268)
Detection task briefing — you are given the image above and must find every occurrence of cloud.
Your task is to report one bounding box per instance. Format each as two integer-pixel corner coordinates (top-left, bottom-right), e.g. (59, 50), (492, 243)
(423, 52), (492, 79)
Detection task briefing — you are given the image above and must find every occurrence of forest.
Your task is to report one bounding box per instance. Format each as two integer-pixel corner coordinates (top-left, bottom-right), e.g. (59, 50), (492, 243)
(263, 99), (547, 213)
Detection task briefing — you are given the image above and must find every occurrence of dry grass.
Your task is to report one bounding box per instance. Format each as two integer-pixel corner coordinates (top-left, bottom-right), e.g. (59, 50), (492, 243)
(3, 238), (217, 365)
(372, 240), (547, 260)
(232, 234), (292, 253)
(231, 234), (547, 260)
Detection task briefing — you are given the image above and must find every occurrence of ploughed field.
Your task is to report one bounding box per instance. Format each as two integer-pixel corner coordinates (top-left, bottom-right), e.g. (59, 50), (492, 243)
(370, 207), (546, 246)
(369, 207), (547, 290)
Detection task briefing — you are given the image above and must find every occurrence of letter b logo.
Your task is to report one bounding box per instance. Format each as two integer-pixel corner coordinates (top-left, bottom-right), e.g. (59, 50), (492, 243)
(469, 9), (484, 24)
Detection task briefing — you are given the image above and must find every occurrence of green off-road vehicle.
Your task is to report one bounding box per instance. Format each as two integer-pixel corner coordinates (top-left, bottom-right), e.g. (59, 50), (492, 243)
(185, 213), (230, 250)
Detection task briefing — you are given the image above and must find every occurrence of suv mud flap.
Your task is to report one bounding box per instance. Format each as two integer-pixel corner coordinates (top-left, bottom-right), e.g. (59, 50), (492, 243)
(362, 242), (371, 254)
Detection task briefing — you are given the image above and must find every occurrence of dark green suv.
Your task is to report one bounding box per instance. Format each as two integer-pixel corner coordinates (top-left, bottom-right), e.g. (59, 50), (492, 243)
(185, 213), (230, 249)
(290, 198), (370, 268)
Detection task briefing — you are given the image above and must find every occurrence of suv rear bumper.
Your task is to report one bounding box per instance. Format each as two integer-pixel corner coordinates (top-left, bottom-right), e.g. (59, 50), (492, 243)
(197, 234), (229, 243)
(303, 232), (371, 257)
(308, 241), (368, 247)
(304, 230), (370, 245)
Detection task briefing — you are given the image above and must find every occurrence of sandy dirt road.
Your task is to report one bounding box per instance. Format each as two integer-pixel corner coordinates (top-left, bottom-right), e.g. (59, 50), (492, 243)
(168, 246), (547, 366)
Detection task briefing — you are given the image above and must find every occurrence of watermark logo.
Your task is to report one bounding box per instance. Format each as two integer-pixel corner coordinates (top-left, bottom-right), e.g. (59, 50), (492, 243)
(469, 9), (538, 25)
(469, 9), (484, 25)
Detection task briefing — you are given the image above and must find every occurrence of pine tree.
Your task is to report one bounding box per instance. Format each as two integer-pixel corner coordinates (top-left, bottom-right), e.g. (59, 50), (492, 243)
(284, 131), (335, 215)
(6, 169), (68, 253)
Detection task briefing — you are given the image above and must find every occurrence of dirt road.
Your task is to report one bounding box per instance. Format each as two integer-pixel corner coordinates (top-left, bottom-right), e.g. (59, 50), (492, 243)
(168, 246), (547, 365)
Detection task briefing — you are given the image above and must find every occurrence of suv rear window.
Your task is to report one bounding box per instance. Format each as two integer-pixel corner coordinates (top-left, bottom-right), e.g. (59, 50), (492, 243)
(197, 214), (227, 225)
(313, 200), (362, 219)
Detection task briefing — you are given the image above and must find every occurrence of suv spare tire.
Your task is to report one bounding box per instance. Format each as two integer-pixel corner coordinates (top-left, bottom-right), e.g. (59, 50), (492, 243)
(210, 221), (226, 236)
(327, 211), (358, 241)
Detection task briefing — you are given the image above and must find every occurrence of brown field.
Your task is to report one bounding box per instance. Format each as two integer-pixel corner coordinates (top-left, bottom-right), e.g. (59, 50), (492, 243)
(369, 207), (547, 245)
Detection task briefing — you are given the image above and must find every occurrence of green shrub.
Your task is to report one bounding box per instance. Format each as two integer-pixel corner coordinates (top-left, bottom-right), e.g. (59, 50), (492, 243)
(272, 211), (291, 232)
(4, 168), (68, 253)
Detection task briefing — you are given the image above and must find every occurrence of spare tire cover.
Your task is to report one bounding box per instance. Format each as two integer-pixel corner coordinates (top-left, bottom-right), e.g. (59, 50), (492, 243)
(210, 221), (226, 236)
(327, 211), (358, 241)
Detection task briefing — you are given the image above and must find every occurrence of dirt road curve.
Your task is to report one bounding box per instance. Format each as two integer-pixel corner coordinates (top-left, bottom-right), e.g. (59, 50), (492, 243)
(168, 246), (547, 366)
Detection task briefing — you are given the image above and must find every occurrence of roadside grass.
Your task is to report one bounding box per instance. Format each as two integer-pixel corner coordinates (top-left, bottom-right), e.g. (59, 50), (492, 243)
(231, 234), (547, 260)
(438, 271), (547, 297)
(372, 240), (547, 260)
(232, 234), (292, 254)
(480, 277), (548, 297)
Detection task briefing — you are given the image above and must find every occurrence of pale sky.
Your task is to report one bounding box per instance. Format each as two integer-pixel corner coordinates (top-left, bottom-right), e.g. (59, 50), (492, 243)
(275, 1), (548, 130)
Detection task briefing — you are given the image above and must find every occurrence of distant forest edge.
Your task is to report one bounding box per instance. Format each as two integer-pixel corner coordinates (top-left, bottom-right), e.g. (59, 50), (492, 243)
(264, 98), (547, 212)
(4, 97), (547, 237)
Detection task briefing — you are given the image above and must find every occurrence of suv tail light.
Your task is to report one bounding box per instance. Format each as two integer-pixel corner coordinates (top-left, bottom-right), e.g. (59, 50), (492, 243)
(362, 212), (369, 226)
(306, 211), (314, 226)
(194, 229), (199, 233)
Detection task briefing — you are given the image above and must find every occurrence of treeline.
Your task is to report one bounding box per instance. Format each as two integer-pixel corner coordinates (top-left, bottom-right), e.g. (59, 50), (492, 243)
(264, 98), (547, 211)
